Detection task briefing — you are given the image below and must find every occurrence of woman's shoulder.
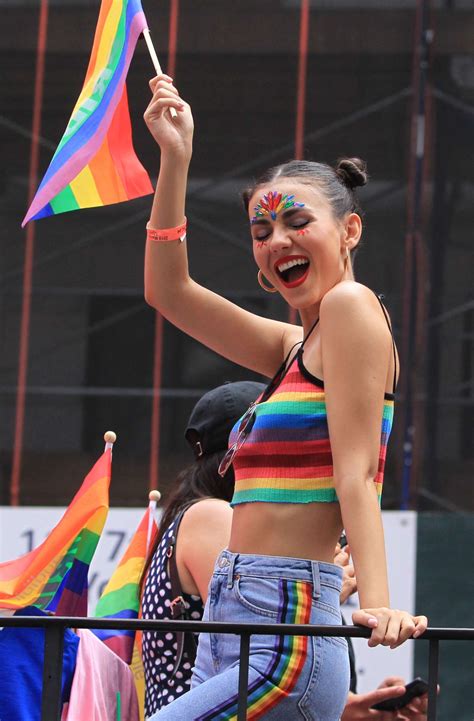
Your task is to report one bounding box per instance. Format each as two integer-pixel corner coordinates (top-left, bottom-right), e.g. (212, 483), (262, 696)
(322, 280), (378, 311)
(180, 498), (232, 532)
(321, 281), (385, 323)
(320, 282), (391, 343)
(177, 499), (232, 586)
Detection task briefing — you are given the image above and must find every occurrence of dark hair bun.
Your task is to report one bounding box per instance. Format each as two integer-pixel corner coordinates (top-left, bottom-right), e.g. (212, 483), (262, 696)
(335, 157), (368, 189)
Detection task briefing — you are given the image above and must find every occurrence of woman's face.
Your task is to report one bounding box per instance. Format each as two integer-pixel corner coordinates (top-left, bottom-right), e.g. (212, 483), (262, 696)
(248, 180), (360, 312)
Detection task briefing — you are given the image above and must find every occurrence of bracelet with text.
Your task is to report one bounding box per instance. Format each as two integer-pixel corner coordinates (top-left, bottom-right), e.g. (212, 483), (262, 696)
(146, 217), (187, 243)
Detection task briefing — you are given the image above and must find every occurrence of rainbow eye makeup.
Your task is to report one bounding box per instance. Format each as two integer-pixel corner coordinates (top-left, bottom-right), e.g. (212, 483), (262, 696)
(251, 191), (305, 224)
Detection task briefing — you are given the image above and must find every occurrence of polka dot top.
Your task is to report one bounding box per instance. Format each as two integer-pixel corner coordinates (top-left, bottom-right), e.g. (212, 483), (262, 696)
(141, 515), (203, 717)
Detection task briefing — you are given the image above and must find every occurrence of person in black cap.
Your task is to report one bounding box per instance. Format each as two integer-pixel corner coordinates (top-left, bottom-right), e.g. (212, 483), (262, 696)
(140, 381), (264, 718)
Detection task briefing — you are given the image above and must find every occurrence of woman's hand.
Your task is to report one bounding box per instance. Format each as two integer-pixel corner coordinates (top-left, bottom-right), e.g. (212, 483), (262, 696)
(144, 75), (194, 160)
(352, 608), (428, 648)
(334, 543), (357, 604)
(377, 677), (430, 721)
(342, 682), (406, 720)
(342, 677), (430, 721)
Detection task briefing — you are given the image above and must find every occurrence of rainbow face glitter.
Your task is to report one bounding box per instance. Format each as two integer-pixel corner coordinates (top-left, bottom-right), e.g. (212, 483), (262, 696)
(251, 191), (305, 224)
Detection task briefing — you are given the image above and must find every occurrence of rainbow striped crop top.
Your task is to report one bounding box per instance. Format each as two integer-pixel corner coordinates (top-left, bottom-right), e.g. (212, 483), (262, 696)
(230, 351), (394, 506)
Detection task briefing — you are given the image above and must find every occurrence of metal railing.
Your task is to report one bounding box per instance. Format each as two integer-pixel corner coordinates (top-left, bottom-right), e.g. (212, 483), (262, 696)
(1, 615), (473, 721)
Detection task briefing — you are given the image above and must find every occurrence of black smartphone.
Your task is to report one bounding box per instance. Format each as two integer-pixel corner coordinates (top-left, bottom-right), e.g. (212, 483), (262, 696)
(371, 677), (429, 711)
(339, 532), (348, 549)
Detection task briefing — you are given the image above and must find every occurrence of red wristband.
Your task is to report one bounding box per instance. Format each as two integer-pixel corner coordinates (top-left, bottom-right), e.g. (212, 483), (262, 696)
(146, 217), (187, 243)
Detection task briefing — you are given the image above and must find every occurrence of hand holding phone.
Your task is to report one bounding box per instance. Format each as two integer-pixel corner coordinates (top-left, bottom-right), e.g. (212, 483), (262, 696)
(371, 677), (428, 711)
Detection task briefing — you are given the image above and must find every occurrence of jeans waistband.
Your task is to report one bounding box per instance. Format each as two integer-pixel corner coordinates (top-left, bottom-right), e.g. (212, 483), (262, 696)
(214, 550), (343, 598)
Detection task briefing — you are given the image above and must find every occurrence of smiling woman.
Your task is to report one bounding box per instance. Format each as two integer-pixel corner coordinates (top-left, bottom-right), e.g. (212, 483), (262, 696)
(141, 75), (427, 721)
(245, 158), (367, 296)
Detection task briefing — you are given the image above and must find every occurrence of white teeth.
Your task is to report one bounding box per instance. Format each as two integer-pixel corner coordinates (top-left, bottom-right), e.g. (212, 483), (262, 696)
(277, 258), (309, 272)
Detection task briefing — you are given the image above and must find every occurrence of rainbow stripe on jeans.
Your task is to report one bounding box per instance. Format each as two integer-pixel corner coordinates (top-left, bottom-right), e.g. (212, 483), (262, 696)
(197, 579), (312, 720)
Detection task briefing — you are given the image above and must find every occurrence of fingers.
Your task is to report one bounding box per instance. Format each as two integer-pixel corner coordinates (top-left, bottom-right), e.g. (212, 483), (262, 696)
(145, 95), (185, 120)
(354, 608), (428, 648)
(390, 614), (416, 649)
(148, 73), (174, 91)
(341, 686), (406, 721)
(412, 615), (428, 639)
(334, 547), (351, 568)
(339, 565), (357, 605)
(378, 676), (406, 690)
(391, 613), (427, 649)
(334, 543), (350, 562)
(151, 80), (181, 100)
(144, 75), (188, 126)
(405, 694), (428, 715)
(352, 608), (382, 647)
(363, 685), (406, 720)
(368, 613), (389, 648)
(352, 608), (380, 629)
(368, 685), (406, 704)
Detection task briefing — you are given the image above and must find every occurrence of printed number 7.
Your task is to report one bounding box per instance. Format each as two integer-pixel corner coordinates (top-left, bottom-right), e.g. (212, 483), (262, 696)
(106, 530), (126, 561)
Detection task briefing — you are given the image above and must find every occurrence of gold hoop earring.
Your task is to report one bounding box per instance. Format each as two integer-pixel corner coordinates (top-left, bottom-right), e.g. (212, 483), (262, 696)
(257, 270), (278, 293)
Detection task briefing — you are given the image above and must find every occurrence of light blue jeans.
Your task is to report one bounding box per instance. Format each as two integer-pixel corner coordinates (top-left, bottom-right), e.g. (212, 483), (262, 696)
(150, 550), (349, 720)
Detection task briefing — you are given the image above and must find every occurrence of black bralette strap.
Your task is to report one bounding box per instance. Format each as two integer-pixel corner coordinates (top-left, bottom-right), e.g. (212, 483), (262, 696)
(265, 316), (320, 400)
(375, 293), (398, 394)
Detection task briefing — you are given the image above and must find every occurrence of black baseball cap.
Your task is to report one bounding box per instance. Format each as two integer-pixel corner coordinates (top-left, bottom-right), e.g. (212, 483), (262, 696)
(184, 381), (265, 459)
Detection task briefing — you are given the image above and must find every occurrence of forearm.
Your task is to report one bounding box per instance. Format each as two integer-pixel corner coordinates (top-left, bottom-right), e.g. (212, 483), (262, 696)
(337, 479), (389, 608)
(145, 152), (192, 310)
(149, 150), (190, 229)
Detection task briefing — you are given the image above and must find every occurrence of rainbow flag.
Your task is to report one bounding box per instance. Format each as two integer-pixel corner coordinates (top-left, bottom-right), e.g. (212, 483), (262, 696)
(0, 449), (111, 614)
(93, 503), (158, 664)
(22, 0), (153, 226)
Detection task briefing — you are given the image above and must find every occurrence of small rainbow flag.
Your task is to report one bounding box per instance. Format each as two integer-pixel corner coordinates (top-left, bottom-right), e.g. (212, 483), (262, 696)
(0, 449), (111, 614)
(93, 503), (158, 664)
(22, 0), (153, 226)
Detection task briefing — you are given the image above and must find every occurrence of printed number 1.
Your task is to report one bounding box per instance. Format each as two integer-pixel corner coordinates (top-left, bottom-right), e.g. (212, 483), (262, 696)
(21, 529), (35, 553)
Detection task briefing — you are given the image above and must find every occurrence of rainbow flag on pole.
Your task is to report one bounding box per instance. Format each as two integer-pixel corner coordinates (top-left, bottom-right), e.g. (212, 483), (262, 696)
(22, 0), (153, 226)
(0, 449), (111, 615)
(93, 503), (158, 664)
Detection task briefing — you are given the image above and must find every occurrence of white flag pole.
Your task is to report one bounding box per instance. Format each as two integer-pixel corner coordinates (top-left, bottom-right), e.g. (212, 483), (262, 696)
(143, 28), (178, 118)
(147, 490), (161, 552)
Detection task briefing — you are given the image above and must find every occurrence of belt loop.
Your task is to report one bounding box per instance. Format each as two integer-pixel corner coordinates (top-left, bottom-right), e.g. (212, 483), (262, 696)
(311, 561), (321, 600)
(227, 553), (237, 589)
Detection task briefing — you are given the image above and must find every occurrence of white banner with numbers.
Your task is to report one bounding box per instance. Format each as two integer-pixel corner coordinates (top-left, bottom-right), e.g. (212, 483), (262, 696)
(0, 507), (417, 692)
(0, 507), (149, 612)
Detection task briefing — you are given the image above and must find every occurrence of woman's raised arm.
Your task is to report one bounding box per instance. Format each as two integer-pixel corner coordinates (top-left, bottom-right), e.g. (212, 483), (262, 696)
(143, 76), (297, 377)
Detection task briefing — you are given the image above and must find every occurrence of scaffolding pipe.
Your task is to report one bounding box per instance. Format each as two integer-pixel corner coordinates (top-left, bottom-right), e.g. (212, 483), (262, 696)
(399, 0), (434, 509)
(10, 0), (49, 506)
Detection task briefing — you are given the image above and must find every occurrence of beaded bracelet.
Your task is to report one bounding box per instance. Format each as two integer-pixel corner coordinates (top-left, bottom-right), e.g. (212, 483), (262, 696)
(146, 217), (187, 243)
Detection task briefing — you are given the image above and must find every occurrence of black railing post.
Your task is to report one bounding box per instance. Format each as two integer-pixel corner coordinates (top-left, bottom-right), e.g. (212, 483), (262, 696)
(0, 617), (470, 721)
(41, 623), (64, 721)
(427, 638), (439, 721)
(237, 632), (251, 721)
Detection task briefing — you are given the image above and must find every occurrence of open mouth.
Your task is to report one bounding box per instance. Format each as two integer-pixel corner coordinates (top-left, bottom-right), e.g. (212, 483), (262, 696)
(274, 255), (310, 288)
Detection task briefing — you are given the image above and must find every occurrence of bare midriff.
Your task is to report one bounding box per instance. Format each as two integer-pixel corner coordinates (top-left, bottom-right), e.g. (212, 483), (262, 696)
(228, 502), (343, 562)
